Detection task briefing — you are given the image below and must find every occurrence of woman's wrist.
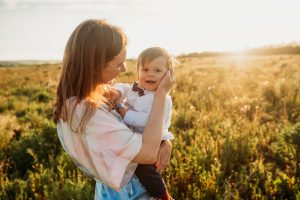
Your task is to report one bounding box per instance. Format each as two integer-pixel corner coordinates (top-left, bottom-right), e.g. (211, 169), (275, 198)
(155, 88), (168, 97)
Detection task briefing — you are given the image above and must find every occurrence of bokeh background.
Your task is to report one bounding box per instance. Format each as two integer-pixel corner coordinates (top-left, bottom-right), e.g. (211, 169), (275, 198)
(0, 0), (300, 199)
(0, 0), (300, 60)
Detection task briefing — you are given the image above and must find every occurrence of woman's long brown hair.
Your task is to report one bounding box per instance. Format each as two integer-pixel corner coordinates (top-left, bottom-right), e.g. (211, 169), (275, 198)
(53, 19), (127, 133)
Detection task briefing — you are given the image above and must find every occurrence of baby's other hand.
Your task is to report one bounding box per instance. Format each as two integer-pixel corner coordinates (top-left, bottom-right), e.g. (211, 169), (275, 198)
(115, 102), (128, 118)
(110, 88), (121, 101)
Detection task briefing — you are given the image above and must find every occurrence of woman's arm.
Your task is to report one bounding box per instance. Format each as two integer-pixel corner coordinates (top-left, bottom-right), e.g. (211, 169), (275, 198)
(133, 70), (174, 164)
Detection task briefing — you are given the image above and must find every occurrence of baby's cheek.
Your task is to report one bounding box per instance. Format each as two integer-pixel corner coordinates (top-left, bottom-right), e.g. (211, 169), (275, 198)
(159, 74), (165, 80)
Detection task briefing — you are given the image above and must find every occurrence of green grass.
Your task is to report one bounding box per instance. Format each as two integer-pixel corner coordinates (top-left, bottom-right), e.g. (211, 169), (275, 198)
(0, 55), (299, 199)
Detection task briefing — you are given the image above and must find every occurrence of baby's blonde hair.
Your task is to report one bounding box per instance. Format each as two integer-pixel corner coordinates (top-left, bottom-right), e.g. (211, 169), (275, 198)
(137, 47), (175, 73)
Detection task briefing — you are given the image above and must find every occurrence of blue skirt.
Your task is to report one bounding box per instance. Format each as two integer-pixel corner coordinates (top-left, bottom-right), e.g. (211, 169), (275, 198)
(94, 175), (150, 200)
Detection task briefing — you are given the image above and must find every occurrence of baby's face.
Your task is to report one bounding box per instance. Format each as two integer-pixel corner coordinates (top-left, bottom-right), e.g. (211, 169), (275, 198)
(138, 56), (168, 91)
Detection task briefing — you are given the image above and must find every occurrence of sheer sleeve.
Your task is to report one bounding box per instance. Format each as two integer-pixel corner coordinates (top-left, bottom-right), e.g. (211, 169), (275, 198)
(57, 102), (142, 191)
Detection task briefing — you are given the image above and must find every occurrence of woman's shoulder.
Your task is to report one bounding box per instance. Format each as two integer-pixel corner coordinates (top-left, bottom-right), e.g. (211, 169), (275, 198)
(97, 104), (123, 122)
(65, 97), (121, 123)
(63, 97), (128, 135)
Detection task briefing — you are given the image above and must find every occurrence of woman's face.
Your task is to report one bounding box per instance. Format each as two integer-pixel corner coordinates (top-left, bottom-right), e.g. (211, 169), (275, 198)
(102, 48), (127, 83)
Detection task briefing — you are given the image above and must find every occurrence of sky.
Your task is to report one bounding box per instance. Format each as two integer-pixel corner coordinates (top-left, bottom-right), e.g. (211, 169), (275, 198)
(0, 0), (299, 60)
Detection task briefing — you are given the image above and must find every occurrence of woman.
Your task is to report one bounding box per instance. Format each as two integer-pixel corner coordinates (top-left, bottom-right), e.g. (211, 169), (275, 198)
(53, 19), (174, 199)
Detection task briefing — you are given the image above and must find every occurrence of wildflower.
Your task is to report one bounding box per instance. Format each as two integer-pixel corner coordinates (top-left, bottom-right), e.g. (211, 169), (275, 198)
(240, 105), (251, 113)
(189, 105), (195, 110)
(262, 81), (269, 85)
(208, 85), (215, 91)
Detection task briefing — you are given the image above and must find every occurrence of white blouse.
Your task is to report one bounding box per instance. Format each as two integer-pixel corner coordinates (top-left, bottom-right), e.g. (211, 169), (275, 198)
(57, 98), (142, 191)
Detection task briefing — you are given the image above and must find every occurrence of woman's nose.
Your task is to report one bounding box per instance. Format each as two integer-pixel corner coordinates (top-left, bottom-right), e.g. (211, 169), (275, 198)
(120, 63), (127, 72)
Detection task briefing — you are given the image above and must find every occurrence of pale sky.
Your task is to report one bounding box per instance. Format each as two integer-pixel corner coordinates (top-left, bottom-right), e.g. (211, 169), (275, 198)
(0, 0), (299, 60)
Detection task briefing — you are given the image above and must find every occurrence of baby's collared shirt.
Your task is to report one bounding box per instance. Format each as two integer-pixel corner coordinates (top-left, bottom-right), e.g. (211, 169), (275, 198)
(113, 83), (174, 141)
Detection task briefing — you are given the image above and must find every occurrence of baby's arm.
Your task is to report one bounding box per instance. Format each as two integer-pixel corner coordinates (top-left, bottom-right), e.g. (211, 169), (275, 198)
(120, 109), (149, 127)
(112, 83), (131, 116)
(114, 83), (150, 126)
(120, 96), (173, 130)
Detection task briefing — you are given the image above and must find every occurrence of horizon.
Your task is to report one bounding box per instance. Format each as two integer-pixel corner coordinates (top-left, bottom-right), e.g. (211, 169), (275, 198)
(0, 0), (299, 60)
(0, 42), (300, 62)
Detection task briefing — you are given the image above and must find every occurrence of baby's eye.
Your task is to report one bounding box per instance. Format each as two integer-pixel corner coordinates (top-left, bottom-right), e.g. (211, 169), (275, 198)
(156, 69), (162, 72)
(142, 68), (148, 71)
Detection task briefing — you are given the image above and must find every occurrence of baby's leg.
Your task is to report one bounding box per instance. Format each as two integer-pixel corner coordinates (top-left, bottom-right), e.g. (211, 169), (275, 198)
(135, 164), (170, 200)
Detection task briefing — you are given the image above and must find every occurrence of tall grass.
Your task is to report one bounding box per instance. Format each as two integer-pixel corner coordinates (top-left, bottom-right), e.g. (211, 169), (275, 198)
(0, 55), (299, 199)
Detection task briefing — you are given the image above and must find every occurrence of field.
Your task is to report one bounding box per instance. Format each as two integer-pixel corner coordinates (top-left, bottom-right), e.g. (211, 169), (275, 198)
(0, 54), (300, 199)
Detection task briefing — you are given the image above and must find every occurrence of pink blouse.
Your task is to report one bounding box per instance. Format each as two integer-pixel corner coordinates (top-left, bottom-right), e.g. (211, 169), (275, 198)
(57, 99), (143, 191)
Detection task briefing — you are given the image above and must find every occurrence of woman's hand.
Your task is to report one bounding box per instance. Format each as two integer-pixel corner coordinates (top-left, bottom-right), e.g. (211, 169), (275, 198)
(157, 70), (175, 94)
(155, 140), (172, 174)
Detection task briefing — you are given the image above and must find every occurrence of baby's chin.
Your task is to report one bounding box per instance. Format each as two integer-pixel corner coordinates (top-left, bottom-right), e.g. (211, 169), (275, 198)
(144, 86), (158, 92)
(139, 81), (160, 91)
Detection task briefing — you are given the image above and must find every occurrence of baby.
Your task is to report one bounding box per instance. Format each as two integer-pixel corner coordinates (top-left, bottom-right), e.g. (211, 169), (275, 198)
(113, 47), (175, 200)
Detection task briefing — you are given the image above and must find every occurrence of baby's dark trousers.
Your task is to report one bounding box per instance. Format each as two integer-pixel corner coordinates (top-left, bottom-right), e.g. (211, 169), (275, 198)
(135, 164), (167, 198)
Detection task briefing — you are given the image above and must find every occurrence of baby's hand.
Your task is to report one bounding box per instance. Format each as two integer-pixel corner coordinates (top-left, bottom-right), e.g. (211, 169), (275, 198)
(115, 102), (128, 118)
(110, 89), (121, 101)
